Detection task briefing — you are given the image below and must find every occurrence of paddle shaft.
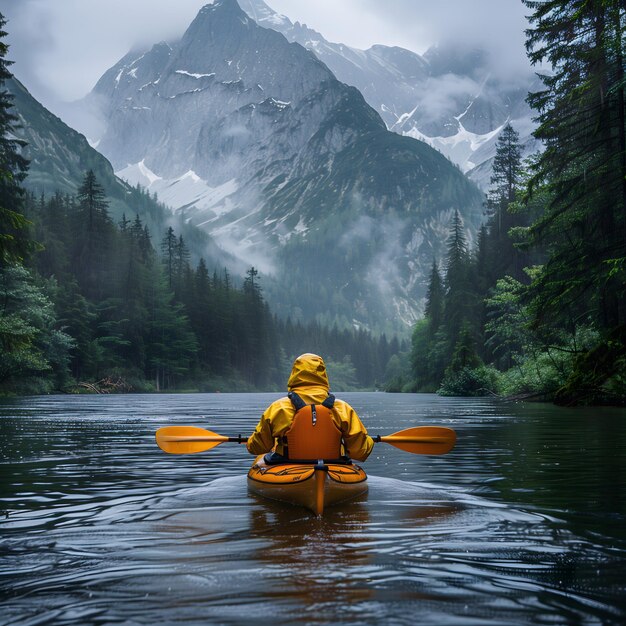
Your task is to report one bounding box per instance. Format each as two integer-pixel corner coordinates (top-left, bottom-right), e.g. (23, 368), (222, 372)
(158, 434), (445, 444)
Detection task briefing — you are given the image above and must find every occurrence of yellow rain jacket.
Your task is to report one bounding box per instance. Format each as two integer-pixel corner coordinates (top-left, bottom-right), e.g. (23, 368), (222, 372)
(246, 353), (374, 461)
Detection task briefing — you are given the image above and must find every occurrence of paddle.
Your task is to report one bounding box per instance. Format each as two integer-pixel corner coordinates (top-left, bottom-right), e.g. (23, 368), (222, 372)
(156, 425), (456, 456)
(155, 426), (246, 454)
(373, 426), (456, 455)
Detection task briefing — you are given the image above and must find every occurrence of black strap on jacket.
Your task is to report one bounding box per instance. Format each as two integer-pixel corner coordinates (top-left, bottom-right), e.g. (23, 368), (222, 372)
(287, 391), (335, 411)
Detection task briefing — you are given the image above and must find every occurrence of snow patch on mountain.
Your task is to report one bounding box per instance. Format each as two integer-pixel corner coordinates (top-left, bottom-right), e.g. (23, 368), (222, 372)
(117, 161), (239, 216)
(175, 70), (216, 79)
(405, 121), (505, 173)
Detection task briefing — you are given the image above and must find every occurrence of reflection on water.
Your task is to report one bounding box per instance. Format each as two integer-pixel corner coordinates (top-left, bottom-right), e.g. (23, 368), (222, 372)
(0, 393), (625, 625)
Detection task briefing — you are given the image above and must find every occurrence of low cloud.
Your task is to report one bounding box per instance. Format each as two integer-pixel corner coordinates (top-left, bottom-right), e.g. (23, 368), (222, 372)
(418, 74), (482, 122)
(1, 0), (534, 115)
(0, 0), (211, 104)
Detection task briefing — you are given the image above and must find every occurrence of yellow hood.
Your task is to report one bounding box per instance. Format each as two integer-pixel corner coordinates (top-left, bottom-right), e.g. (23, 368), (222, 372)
(287, 353), (329, 391)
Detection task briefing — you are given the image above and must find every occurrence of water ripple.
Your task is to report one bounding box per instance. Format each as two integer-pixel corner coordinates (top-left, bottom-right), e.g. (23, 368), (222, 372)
(1, 393), (625, 625)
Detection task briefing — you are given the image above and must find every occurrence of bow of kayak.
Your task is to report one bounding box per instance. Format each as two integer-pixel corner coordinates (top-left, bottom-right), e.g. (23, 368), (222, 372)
(247, 455), (368, 516)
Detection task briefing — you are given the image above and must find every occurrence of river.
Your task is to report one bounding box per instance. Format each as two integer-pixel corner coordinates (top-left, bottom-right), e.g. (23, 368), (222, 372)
(1, 392), (625, 625)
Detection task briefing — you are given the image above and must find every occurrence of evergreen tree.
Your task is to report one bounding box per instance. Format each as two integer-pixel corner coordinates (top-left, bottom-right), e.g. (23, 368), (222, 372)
(446, 322), (482, 374)
(0, 265), (73, 391)
(161, 226), (177, 290)
(488, 123), (522, 211)
(424, 259), (444, 338)
(443, 210), (474, 342)
(523, 0), (626, 330)
(484, 123), (528, 283)
(72, 170), (115, 300)
(55, 279), (96, 380)
(32, 193), (70, 279)
(144, 264), (197, 390)
(0, 14), (31, 266)
(238, 267), (276, 386)
(189, 258), (214, 367)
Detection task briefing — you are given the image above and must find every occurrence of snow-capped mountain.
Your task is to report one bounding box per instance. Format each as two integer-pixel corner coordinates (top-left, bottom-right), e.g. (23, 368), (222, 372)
(82, 0), (484, 332)
(238, 0), (540, 189)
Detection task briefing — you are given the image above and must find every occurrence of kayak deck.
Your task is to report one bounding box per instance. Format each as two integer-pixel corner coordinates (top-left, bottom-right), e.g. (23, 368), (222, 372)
(247, 455), (367, 516)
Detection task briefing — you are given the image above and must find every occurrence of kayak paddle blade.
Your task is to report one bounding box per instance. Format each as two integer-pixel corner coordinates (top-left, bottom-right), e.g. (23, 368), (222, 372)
(380, 426), (456, 455)
(156, 425), (228, 454)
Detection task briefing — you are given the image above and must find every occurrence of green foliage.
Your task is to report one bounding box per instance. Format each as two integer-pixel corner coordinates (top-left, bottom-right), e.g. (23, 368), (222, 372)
(383, 351), (414, 392)
(484, 274), (530, 370)
(438, 365), (501, 397)
(424, 260), (444, 337)
(498, 325), (600, 397)
(0, 265), (73, 393)
(554, 324), (626, 406)
(410, 319), (447, 391)
(446, 323), (482, 374)
(498, 352), (571, 398)
(326, 357), (359, 391)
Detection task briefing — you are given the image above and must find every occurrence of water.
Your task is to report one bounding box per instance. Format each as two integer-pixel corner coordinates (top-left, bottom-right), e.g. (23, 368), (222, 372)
(1, 393), (625, 625)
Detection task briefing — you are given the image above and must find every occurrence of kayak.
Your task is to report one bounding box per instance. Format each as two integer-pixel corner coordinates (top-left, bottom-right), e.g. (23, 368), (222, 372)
(247, 455), (367, 516)
(155, 426), (456, 515)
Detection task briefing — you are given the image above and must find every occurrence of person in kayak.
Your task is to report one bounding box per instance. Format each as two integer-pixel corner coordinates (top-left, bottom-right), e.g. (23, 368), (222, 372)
(246, 353), (374, 463)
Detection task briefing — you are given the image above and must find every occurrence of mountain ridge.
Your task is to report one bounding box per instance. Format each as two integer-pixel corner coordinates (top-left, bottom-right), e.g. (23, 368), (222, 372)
(75, 0), (485, 332)
(237, 0), (540, 189)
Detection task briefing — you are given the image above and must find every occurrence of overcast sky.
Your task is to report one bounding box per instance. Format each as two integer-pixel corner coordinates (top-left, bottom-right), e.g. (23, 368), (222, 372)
(0, 0), (531, 113)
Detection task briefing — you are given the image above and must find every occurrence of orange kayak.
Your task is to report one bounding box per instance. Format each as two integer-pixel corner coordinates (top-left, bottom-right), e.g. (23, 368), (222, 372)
(247, 455), (367, 516)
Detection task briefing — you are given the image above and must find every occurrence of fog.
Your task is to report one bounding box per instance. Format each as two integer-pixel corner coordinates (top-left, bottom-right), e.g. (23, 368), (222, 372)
(0, 0), (531, 114)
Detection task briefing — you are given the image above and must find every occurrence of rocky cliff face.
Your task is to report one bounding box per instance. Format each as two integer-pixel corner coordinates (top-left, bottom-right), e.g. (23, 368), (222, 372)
(237, 0), (540, 190)
(81, 0), (484, 332)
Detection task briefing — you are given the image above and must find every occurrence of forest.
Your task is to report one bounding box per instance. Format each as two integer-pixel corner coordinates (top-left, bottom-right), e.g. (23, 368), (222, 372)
(1, 167), (399, 394)
(1, 1), (625, 405)
(393, 0), (626, 406)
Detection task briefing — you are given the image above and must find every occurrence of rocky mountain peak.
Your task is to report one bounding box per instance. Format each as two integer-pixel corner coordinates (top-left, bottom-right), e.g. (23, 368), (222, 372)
(80, 0), (484, 332)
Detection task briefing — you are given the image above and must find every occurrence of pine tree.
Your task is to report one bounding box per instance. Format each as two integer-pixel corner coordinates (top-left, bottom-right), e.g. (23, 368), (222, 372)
(239, 267), (275, 386)
(160, 226), (176, 290)
(173, 234), (190, 298)
(0, 265), (73, 391)
(424, 259), (444, 338)
(484, 123), (528, 282)
(488, 123), (522, 212)
(72, 170), (115, 300)
(0, 13), (31, 266)
(145, 264), (197, 390)
(523, 0), (626, 330)
(443, 210), (473, 342)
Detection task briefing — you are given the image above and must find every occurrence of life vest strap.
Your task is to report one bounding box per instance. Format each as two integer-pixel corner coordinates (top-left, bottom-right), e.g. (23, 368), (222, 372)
(288, 391), (335, 411)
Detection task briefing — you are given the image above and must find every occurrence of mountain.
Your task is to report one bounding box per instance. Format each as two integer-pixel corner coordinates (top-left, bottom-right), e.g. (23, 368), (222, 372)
(7, 76), (227, 266)
(237, 0), (540, 190)
(80, 0), (484, 332)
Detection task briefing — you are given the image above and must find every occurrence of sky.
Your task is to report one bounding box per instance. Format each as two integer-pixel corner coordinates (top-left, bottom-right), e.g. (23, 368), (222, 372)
(0, 0), (531, 113)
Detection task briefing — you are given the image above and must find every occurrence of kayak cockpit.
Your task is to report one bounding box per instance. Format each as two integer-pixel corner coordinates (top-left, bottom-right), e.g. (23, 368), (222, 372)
(247, 455), (367, 516)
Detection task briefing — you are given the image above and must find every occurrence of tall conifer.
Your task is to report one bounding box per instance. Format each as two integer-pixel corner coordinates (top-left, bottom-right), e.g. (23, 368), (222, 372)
(424, 259), (444, 338)
(0, 13), (31, 266)
(523, 0), (626, 329)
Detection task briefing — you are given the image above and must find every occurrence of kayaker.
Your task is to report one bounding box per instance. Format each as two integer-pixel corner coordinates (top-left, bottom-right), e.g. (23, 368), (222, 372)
(246, 353), (374, 463)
